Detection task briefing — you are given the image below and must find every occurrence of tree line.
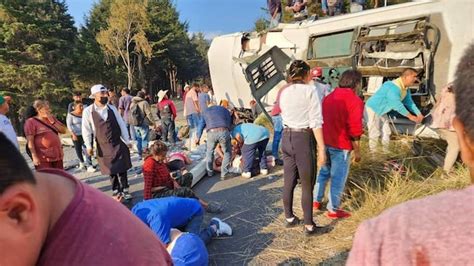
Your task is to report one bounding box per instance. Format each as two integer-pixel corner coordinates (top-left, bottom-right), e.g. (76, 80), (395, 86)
(0, 0), (209, 131)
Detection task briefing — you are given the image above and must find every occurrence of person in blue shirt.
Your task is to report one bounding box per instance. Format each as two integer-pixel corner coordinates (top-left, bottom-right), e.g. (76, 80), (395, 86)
(202, 104), (236, 179)
(132, 197), (232, 246)
(232, 123), (270, 178)
(366, 68), (424, 152)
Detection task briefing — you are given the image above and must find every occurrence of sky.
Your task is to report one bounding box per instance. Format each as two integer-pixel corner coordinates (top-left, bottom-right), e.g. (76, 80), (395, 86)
(65, 0), (268, 39)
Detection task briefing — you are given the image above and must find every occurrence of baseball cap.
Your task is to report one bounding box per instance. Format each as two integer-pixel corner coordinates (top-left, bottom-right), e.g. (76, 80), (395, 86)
(310, 67), (323, 79)
(170, 233), (209, 266)
(0, 95), (12, 105)
(89, 84), (107, 99)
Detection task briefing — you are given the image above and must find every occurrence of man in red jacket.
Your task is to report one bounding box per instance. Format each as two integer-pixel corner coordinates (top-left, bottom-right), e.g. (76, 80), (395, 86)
(313, 70), (364, 219)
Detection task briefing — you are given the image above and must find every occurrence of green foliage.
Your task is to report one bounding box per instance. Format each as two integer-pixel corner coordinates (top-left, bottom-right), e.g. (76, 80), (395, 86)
(0, 0), (77, 129)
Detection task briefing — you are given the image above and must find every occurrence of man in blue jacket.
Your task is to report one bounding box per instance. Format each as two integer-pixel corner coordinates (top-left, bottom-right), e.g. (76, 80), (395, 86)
(366, 68), (424, 151)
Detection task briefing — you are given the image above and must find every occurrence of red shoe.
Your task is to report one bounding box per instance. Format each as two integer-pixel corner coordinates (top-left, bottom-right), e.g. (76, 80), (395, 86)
(327, 209), (351, 219)
(313, 201), (321, 210)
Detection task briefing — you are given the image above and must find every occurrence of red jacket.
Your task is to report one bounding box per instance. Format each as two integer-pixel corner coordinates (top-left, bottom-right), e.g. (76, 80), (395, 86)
(322, 88), (364, 150)
(157, 99), (177, 119)
(142, 156), (174, 200)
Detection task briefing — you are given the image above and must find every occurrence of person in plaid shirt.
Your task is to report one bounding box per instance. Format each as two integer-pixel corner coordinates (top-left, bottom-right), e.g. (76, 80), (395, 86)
(142, 141), (223, 213)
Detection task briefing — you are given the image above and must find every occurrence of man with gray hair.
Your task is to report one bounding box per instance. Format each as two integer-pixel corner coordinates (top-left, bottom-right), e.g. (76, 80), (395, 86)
(82, 84), (133, 200)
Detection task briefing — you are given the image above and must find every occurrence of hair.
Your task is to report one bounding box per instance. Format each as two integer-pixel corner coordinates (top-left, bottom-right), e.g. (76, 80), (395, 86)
(201, 84), (209, 89)
(401, 68), (418, 77)
(454, 43), (474, 139)
(338, 70), (362, 90)
(241, 33), (250, 45)
(108, 87), (115, 93)
(73, 100), (83, 107)
(137, 91), (146, 99)
(73, 92), (82, 97)
(287, 60), (310, 82)
(33, 100), (49, 111)
(121, 88), (131, 94)
(192, 82), (200, 88)
(0, 133), (36, 194)
(23, 105), (37, 120)
(150, 141), (168, 156)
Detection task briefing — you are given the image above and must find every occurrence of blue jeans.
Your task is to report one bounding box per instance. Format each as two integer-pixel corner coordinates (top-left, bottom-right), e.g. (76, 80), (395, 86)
(272, 130), (282, 160)
(134, 125), (150, 156)
(196, 114), (206, 142)
(241, 138), (269, 173)
(313, 146), (351, 212)
(206, 130), (232, 177)
(185, 214), (216, 245)
(186, 113), (199, 129)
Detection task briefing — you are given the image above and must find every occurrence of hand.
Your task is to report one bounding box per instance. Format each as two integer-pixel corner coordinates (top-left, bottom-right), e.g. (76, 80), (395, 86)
(32, 155), (40, 166)
(127, 143), (133, 149)
(47, 114), (55, 124)
(352, 149), (361, 163)
(71, 134), (78, 141)
(416, 114), (424, 124)
(87, 148), (93, 156)
(317, 146), (326, 167)
(407, 114), (418, 123)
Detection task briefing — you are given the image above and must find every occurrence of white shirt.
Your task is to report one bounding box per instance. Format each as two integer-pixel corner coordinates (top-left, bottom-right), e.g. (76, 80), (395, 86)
(313, 80), (331, 102)
(280, 83), (323, 129)
(82, 103), (130, 150)
(0, 114), (19, 149)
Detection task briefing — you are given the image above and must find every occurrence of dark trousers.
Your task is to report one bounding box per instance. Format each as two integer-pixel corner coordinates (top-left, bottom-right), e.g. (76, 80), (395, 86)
(72, 135), (92, 165)
(241, 138), (269, 173)
(161, 118), (176, 144)
(282, 130), (317, 225)
(110, 172), (129, 193)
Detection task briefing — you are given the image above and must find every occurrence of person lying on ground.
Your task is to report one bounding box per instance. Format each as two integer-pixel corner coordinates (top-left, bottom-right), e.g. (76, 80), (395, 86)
(0, 133), (172, 265)
(166, 229), (209, 266)
(346, 42), (474, 266)
(213, 139), (242, 174)
(143, 141), (223, 213)
(132, 197), (232, 247)
(232, 122), (270, 178)
(167, 151), (192, 172)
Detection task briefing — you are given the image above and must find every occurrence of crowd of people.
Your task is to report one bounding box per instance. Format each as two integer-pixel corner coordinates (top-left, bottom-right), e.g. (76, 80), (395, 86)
(267, 0), (375, 27)
(0, 38), (472, 264)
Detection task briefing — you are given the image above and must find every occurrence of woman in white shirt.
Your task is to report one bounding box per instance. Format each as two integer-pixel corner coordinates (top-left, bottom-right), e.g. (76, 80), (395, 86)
(279, 60), (326, 236)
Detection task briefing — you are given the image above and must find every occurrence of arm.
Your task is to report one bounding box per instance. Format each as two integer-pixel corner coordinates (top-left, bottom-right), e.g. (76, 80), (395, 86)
(47, 116), (67, 134)
(118, 97), (125, 116)
(144, 102), (160, 127)
(170, 101), (177, 120)
(192, 91), (200, 113)
(216, 144), (225, 158)
(142, 161), (154, 200)
(81, 108), (94, 151)
(402, 90), (422, 116)
(308, 89), (326, 166)
(386, 85), (419, 122)
(111, 105), (130, 144)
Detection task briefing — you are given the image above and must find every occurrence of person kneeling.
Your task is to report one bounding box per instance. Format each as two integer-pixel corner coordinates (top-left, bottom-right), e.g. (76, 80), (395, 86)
(232, 123), (270, 178)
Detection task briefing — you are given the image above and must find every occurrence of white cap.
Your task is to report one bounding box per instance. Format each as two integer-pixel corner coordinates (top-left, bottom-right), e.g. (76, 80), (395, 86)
(157, 90), (168, 102)
(89, 84), (107, 99)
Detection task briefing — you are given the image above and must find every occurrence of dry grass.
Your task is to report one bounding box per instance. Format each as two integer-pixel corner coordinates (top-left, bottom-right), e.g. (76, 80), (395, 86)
(232, 137), (470, 265)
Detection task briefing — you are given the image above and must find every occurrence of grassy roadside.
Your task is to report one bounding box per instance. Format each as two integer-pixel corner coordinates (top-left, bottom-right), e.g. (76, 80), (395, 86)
(249, 137), (470, 265)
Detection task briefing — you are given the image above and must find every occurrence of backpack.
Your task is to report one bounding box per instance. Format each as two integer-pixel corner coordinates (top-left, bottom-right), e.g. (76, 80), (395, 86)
(129, 103), (144, 126)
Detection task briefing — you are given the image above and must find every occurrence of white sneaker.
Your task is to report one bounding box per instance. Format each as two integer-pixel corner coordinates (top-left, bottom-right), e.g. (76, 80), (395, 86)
(229, 167), (241, 174)
(241, 172), (252, 179)
(78, 162), (85, 169)
(260, 169), (269, 175)
(211, 218), (232, 236)
(86, 166), (96, 173)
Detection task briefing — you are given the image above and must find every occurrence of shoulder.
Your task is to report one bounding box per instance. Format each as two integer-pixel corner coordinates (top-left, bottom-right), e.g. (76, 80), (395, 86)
(143, 157), (156, 170)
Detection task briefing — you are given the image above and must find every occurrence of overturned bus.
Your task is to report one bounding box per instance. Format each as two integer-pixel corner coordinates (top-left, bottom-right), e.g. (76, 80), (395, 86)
(208, 0), (473, 130)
